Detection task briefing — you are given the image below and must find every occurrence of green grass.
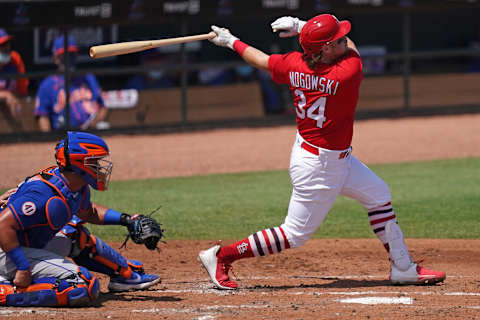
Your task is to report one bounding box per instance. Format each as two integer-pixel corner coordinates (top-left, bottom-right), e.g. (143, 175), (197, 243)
(87, 157), (480, 241)
(3, 158), (479, 241)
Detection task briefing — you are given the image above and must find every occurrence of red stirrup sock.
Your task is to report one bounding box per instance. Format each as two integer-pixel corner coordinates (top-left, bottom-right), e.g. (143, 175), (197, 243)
(368, 202), (397, 249)
(218, 227), (290, 263)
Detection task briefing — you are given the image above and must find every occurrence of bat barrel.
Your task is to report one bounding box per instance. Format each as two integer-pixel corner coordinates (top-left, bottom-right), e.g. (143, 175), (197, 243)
(89, 32), (216, 59)
(89, 41), (154, 59)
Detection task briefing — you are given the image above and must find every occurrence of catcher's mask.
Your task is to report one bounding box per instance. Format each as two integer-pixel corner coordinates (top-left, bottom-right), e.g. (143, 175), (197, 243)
(299, 14), (351, 58)
(55, 131), (113, 191)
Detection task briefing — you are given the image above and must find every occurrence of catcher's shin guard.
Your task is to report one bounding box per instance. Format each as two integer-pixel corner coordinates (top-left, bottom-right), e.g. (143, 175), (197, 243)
(126, 259), (145, 273)
(72, 226), (140, 279)
(0, 267), (99, 307)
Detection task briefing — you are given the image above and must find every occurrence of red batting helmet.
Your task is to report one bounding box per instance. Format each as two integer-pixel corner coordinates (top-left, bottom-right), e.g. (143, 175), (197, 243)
(299, 14), (351, 57)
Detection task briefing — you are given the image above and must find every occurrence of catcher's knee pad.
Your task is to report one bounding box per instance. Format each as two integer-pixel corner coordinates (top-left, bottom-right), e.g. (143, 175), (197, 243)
(72, 226), (135, 279)
(0, 268), (99, 307)
(76, 266), (100, 303)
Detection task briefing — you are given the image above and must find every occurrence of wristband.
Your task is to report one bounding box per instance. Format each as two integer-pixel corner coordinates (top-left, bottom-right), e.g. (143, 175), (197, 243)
(119, 213), (133, 226)
(233, 40), (249, 56)
(104, 208), (123, 225)
(7, 246), (30, 271)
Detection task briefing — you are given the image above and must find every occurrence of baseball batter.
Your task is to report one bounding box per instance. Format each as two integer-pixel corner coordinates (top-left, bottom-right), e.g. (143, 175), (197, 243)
(0, 131), (162, 307)
(198, 14), (446, 290)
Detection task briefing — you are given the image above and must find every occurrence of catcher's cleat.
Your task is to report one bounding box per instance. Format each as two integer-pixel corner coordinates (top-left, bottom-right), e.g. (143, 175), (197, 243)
(390, 261), (446, 285)
(198, 245), (238, 290)
(108, 271), (161, 292)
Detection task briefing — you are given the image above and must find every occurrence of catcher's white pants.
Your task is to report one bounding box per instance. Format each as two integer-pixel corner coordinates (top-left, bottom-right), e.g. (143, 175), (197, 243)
(281, 133), (391, 248)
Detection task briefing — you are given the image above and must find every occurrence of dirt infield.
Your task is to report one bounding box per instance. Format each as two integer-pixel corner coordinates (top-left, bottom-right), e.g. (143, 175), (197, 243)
(1, 114), (479, 319)
(1, 239), (478, 319)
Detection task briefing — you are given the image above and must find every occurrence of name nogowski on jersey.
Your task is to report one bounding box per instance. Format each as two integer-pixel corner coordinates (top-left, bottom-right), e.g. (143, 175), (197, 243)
(268, 50), (362, 150)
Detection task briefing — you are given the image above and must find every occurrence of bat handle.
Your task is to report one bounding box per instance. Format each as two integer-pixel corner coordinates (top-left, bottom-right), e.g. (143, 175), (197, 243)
(206, 31), (217, 39)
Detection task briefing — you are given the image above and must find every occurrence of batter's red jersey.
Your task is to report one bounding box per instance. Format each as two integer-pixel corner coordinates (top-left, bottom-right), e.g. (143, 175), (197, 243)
(268, 50), (363, 150)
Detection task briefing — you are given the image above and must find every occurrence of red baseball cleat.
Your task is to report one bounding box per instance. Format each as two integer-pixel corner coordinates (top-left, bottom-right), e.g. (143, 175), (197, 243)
(198, 245), (238, 290)
(390, 261), (446, 285)
(416, 264), (446, 284)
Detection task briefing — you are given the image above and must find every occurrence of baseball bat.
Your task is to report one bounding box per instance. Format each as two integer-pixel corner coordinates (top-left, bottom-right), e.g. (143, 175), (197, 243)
(89, 31), (217, 59)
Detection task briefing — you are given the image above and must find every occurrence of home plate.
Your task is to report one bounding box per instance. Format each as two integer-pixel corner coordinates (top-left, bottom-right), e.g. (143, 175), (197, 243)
(338, 297), (413, 305)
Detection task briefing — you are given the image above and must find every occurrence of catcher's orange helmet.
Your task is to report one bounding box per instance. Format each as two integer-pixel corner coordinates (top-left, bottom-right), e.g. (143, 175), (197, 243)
(55, 131), (112, 191)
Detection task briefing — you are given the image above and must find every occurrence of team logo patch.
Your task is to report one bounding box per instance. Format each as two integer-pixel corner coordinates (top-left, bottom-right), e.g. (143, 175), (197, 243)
(237, 242), (249, 254)
(21, 201), (36, 216)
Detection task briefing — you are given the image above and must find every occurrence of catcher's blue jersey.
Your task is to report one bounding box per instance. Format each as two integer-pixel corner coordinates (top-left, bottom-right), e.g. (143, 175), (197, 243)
(4, 167), (91, 248)
(34, 74), (104, 130)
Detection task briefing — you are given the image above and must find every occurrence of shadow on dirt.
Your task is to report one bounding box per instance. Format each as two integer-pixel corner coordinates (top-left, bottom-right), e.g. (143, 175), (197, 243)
(246, 278), (395, 291)
(98, 292), (183, 303)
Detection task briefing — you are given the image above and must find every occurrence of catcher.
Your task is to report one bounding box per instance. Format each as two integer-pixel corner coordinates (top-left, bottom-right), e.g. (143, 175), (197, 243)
(0, 131), (163, 307)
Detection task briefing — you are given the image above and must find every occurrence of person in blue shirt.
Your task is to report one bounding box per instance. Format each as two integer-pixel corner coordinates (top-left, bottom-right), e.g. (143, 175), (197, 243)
(0, 131), (160, 307)
(35, 35), (107, 132)
(0, 28), (29, 127)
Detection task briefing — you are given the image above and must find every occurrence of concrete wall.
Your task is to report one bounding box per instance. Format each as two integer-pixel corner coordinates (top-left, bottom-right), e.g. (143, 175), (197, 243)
(0, 81), (265, 133)
(1, 73), (479, 134)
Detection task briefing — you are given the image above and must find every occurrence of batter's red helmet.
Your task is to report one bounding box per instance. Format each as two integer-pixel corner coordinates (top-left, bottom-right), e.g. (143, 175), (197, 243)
(299, 14), (351, 57)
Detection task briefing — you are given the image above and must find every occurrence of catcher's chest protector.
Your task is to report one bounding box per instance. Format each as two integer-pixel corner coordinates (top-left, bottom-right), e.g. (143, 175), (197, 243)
(6, 167), (86, 249)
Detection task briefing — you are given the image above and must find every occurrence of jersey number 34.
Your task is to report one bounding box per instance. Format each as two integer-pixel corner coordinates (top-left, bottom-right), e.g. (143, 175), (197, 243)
(294, 89), (326, 128)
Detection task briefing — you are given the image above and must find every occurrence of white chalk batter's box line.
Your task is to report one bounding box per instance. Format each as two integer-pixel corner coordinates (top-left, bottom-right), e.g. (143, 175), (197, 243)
(3, 304), (480, 317)
(130, 303), (480, 312)
(160, 288), (480, 297)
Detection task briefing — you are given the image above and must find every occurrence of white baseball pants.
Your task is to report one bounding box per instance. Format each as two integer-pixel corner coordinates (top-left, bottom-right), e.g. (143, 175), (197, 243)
(281, 133), (391, 248)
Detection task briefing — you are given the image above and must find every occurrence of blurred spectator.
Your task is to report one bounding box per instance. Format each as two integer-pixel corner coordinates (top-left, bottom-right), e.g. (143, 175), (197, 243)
(35, 35), (108, 132)
(124, 49), (178, 90)
(467, 40), (480, 73)
(358, 45), (387, 75)
(233, 64), (287, 114)
(198, 67), (234, 86)
(234, 65), (255, 82)
(257, 69), (285, 114)
(0, 28), (29, 129)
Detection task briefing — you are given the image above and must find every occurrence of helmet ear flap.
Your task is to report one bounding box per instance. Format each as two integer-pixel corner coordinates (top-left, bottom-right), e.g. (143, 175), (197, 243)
(55, 132), (73, 171)
(64, 132), (72, 171)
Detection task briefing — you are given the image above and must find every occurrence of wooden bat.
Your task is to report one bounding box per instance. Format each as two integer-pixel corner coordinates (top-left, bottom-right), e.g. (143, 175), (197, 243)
(89, 31), (217, 59)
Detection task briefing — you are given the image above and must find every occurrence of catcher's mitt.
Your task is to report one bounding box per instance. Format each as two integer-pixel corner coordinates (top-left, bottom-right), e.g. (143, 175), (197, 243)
(121, 214), (164, 250)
